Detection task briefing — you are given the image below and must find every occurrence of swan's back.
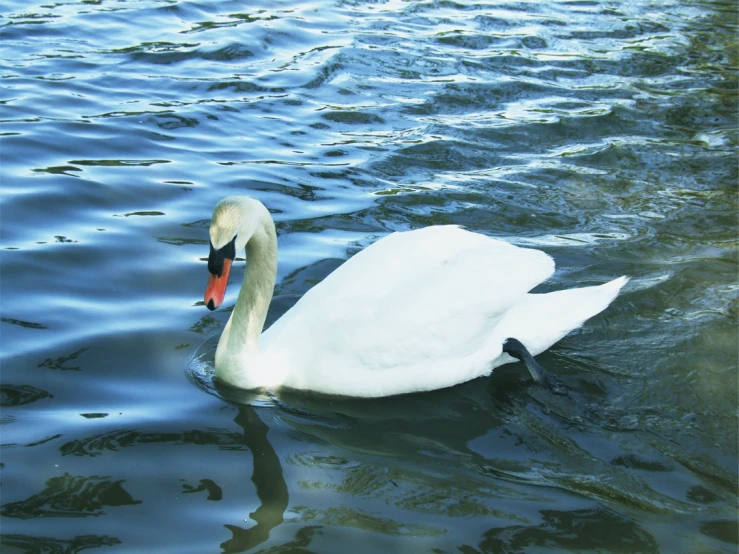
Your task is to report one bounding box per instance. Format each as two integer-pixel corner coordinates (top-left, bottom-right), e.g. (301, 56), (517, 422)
(260, 226), (556, 396)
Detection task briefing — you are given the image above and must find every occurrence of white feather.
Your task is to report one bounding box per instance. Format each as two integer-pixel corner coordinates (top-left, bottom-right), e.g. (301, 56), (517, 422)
(207, 196), (628, 397)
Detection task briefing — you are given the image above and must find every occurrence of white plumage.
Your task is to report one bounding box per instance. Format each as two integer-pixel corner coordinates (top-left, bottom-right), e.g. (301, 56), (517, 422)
(204, 196), (628, 397)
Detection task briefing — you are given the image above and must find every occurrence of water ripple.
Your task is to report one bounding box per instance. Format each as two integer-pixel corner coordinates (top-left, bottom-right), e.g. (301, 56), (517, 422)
(1, 0), (736, 551)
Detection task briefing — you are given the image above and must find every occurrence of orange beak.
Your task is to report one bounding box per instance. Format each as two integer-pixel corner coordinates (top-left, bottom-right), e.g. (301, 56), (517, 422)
(204, 258), (232, 310)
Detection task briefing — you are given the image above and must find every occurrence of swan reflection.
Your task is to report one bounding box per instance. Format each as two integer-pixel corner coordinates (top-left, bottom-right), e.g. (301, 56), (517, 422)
(219, 406), (288, 553)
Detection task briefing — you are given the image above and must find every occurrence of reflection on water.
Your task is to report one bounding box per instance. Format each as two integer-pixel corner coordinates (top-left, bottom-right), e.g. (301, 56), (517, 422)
(1, 398), (288, 551)
(57, 427), (249, 457)
(477, 507), (658, 552)
(1, 0), (737, 550)
(182, 478), (223, 501)
(185, 335), (735, 549)
(1, 533), (121, 553)
(221, 408), (289, 553)
(0, 384), (50, 407)
(37, 347), (89, 371)
(1, 473), (141, 519)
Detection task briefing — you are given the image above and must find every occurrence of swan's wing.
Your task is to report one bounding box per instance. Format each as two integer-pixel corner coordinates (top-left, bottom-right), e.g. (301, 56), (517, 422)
(491, 275), (630, 363)
(261, 226), (554, 394)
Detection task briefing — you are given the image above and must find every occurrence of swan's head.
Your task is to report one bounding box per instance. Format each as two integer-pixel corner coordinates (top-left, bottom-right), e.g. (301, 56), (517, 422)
(204, 197), (259, 311)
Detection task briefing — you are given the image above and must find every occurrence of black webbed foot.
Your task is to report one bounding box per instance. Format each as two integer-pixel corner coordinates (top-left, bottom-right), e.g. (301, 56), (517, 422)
(502, 338), (570, 397)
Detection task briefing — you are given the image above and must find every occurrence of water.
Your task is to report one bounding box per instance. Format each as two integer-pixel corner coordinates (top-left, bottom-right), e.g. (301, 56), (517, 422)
(1, 0), (737, 551)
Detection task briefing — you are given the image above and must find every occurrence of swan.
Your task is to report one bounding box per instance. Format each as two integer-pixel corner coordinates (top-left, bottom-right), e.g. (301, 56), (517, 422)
(203, 196), (628, 397)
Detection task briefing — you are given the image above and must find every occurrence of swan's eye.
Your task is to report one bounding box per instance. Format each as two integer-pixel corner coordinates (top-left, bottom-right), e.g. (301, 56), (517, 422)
(208, 235), (236, 276)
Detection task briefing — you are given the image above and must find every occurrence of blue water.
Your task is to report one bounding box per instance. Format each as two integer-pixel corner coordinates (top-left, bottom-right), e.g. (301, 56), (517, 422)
(1, 0), (737, 551)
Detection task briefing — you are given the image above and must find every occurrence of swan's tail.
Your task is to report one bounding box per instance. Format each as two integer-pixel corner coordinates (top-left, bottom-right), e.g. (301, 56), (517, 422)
(497, 276), (629, 357)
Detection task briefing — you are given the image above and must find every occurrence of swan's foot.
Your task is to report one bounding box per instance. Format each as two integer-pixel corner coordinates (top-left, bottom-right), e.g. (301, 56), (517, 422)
(502, 338), (569, 396)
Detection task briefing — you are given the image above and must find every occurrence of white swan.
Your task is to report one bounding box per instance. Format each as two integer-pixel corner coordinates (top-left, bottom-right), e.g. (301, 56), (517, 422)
(203, 196), (628, 397)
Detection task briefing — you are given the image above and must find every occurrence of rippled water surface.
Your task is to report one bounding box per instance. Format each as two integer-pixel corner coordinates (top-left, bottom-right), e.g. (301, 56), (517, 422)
(2, 0), (737, 551)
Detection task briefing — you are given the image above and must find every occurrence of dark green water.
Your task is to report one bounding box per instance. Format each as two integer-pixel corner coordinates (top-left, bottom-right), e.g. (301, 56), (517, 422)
(1, 0), (737, 552)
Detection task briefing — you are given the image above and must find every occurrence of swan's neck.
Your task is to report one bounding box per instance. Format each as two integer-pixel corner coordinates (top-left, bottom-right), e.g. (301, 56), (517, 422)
(232, 222), (278, 350)
(215, 205), (277, 386)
